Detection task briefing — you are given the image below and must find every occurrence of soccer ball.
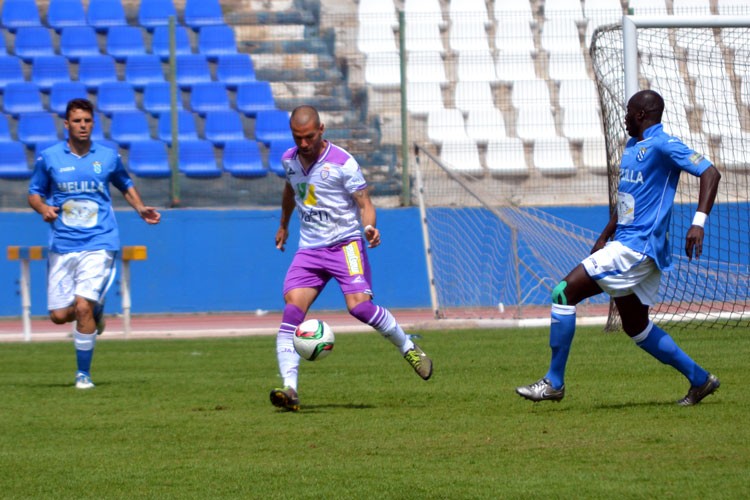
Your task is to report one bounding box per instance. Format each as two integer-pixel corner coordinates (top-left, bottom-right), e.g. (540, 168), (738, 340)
(293, 319), (335, 361)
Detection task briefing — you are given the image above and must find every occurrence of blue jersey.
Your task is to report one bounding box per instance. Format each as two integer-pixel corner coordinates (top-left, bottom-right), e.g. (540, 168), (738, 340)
(615, 123), (712, 270)
(28, 141), (134, 253)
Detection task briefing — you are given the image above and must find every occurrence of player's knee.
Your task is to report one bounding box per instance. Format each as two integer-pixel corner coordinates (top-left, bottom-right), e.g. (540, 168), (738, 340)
(551, 281), (568, 305)
(49, 310), (68, 324)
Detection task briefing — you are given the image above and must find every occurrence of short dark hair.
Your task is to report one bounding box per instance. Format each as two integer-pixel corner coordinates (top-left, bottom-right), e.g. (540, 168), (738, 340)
(65, 98), (95, 120)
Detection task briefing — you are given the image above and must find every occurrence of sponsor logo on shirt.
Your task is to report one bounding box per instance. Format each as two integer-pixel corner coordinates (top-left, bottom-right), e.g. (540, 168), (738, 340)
(61, 166), (76, 172)
(619, 168), (644, 185)
(689, 152), (704, 165)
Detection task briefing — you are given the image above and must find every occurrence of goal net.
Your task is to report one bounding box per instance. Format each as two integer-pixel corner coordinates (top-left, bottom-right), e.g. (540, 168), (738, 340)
(590, 17), (750, 329)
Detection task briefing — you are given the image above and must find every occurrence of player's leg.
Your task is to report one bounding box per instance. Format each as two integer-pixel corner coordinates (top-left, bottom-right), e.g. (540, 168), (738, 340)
(617, 294), (719, 405)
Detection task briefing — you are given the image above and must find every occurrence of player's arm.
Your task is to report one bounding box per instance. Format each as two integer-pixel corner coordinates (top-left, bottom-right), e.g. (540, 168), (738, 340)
(591, 210), (618, 254)
(123, 186), (161, 224)
(685, 165), (721, 260)
(27, 155), (58, 222)
(28, 193), (59, 223)
(353, 188), (380, 248)
(276, 182), (295, 251)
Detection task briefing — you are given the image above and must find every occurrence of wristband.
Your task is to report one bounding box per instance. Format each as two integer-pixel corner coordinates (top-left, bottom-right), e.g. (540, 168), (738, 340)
(692, 211), (707, 228)
(364, 224), (375, 233)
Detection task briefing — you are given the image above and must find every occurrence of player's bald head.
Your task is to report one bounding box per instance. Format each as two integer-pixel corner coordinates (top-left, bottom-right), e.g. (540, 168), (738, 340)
(290, 105), (321, 128)
(629, 90), (664, 121)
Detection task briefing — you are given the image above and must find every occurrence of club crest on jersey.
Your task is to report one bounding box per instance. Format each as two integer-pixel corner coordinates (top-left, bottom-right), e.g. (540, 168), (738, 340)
(320, 166), (330, 180)
(92, 161), (102, 174)
(636, 147), (648, 162)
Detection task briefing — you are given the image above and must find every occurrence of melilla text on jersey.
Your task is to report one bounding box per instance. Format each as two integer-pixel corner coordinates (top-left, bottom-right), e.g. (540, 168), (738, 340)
(619, 168), (644, 185)
(56, 180), (106, 194)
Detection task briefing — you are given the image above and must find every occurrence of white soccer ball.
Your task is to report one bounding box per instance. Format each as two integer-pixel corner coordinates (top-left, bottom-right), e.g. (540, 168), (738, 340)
(293, 319), (335, 361)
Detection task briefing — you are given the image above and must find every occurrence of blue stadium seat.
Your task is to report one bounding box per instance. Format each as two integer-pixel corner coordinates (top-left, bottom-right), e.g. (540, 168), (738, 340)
(204, 109), (244, 146)
(96, 138), (121, 152)
(90, 113), (106, 141)
(2, 82), (44, 117)
(31, 55), (71, 93)
(175, 54), (211, 90)
(184, 0), (224, 31)
(60, 26), (101, 62)
(78, 55), (118, 91)
(87, 0), (127, 33)
(124, 54), (164, 90)
(236, 81), (276, 117)
(109, 110), (151, 147)
(268, 138), (295, 177)
(13, 26), (54, 62)
(0, 31), (6, 54)
(216, 54), (256, 89)
(197, 24), (237, 62)
(127, 139), (171, 178)
(222, 139), (266, 178)
(0, 114), (13, 141)
(138, 0), (177, 32)
(0, 142), (32, 179)
(46, 0), (87, 32)
(35, 139), (61, 156)
(152, 25), (192, 62)
(142, 82), (183, 116)
(106, 26), (146, 63)
(158, 110), (197, 145)
(189, 82), (229, 116)
(178, 139), (221, 178)
(97, 81), (137, 116)
(49, 81), (88, 116)
(1, 0), (42, 33)
(17, 112), (59, 147)
(254, 109), (292, 146)
(0, 56), (25, 91)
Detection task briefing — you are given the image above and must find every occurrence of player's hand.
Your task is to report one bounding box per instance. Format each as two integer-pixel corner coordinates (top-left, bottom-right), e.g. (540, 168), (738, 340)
(685, 225), (704, 260)
(138, 206), (161, 224)
(41, 205), (59, 223)
(276, 227), (289, 251)
(364, 225), (380, 248)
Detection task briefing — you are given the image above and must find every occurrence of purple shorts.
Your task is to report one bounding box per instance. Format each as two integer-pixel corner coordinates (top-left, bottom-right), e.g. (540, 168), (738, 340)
(283, 238), (373, 296)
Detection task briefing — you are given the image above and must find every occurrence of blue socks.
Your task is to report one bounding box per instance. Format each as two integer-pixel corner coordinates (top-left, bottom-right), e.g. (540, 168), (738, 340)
(73, 330), (96, 376)
(544, 304), (576, 390)
(633, 322), (709, 386)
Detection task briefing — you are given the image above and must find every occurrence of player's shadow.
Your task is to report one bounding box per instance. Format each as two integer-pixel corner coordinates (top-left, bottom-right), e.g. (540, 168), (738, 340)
(593, 400), (684, 409)
(301, 403), (376, 411)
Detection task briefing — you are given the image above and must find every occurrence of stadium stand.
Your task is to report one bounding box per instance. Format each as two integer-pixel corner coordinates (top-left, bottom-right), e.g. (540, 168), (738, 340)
(3, 82), (44, 117)
(465, 108), (507, 144)
(124, 54), (165, 90)
(405, 81), (444, 117)
(1, 0), (42, 32)
(0, 114), (12, 142)
(268, 138), (295, 177)
(533, 136), (577, 176)
(142, 82), (184, 116)
(13, 26), (55, 62)
(158, 110), (198, 144)
(189, 81), (230, 116)
(485, 137), (529, 176)
(175, 54), (212, 90)
(86, 0), (128, 33)
(222, 139), (267, 178)
(60, 26), (101, 61)
(109, 110), (151, 147)
(204, 110), (245, 146)
(78, 55), (118, 91)
(17, 112), (59, 147)
(177, 139), (222, 178)
(106, 26), (147, 62)
(197, 24), (238, 61)
(127, 139), (171, 178)
(31, 55), (71, 93)
(152, 25), (193, 61)
(0, 56), (26, 90)
(0, 141), (31, 179)
(96, 81), (138, 116)
(254, 109), (293, 146)
(216, 54), (256, 89)
(427, 108), (469, 144)
(235, 81), (276, 117)
(439, 139), (483, 174)
(46, 0), (87, 32)
(183, 0), (225, 31)
(138, 0), (177, 32)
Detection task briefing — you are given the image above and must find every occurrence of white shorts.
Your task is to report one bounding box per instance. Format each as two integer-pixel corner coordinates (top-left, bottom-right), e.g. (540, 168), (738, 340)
(581, 241), (661, 306)
(47, 250), (117, 311)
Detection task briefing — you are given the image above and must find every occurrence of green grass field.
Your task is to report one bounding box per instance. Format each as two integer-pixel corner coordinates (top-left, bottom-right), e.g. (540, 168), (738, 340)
(1, 325), (748, 499)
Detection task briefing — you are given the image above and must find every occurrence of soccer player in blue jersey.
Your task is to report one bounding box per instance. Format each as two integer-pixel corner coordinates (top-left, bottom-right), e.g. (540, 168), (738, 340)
(269, 105), (432, 411)
(28, 98), (161, 389)
(516, 90), (722, 406)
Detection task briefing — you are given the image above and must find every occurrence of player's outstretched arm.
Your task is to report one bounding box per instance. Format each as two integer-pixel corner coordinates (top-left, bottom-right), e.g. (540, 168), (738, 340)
(123, 187), (161, 225)
(685, 165), (721, 260)
(353, 188), (380, 248)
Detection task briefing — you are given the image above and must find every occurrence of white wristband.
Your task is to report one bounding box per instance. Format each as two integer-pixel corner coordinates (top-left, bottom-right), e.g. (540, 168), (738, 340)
(692, 211), (707, 228)
(364, 224), (375, 233)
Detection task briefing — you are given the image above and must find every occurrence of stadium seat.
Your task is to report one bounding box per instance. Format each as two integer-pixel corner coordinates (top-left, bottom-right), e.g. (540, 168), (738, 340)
(17, 112), (59, 147)
(449, 20), (490, 52)
(151, 25), (192, 61)
(142, 82), (183, 116)
(0, 142), (32, 179)
(124, 54), (165, 90)
(78, 55), (118, 91)
(405, 81), (444, 117)
(548, 50), (589, 81)
(533, 136), (577, 175)
(511, 78), (552, 109)
(0, 56), (25, 91)
(485, 137), (530, 176)
(35, 139), (60, 156)
(454, 81), (495, 114)
(60, 26), (101, 62)
(97, 81), (137, 116)
(427, 108), (469, 144)
(364, 52), (401, 88)
(495, 50), (537, 83)
(183, 0), (225, 31)
(106, 26), (147, 63)
(465, 108), (507, 144)
(495, 19), (535, 53)
(403, 0), (445, 29)
(358, 0), (398, 28)
(126, 139), (171, 178)
(357, 22), (398, 55)
(175, 54), (212, 90)
(138, 0), (177, 32)
(89, 113), (106, 141)
(222, 139), (267, 178)
(562, 105), (604, 141)
(717, 135), (750, 171)
(86, 0), (127, 33)
(197, 24), (237, 61)
(177, 139), (221, 178)
(516, 105), (558, 141)
(1, 0), (42, 32)
(13, 26), (54, 62)
(235, 81), (276, 117)
(254, 109), (292, 146)
(158, 110), (198, 144)
(216, 54), (256, 89)
(46, 0), (87, 32)
(404, 22), (444, 53)
(558, 79), (599, 108)
(0, 32), (5, 54)
(49, 81), (88, 116)
(0, 114), (12, 141)
(493, 0), (533, 22)
(268, 138), (295, 177)
(581, 135), (608, 173)
(544, 0), (585, 20)
(439, 139), (483, 174)
(204, 109), (245, 146)
(540, 18), (582, 53)
(30, 55), (71, 93)
(189, 81), (230, 116)
(109, 110), (151, 147)
(406, 51), (447, 84)
(456, 50), (497, 82)
(2, 82), (44, 117)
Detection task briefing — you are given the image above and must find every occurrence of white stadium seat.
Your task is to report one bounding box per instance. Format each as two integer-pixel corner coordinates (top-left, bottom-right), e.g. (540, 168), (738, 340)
(455, 81), (495, 114)
(533, 136), (577, 176)
(547, 50), (589, 81)
(365, 52), (400, 88)
(456, 50), (498, 82)
(357, 22), (397, 54)
(449, 20), (491, 52)
(562, 105), (604, 141)
(495, 50), (537, 83)
(485, 137), (529, 176)
(427, 108), (468, 144)
(582, 135), (608, 174)
(540, 18), (582, 53)
(404, 22), (445, 53)
(465, 107), (507, 144)
(558, 78), (599, 108)
(516, 105), (558, 141)
(495, 19), (536, 53)
(406, 82), (444, 117)
(407, 51), (447, 84)
(511, 78), (551, 109)
(440, 139), (484, 174)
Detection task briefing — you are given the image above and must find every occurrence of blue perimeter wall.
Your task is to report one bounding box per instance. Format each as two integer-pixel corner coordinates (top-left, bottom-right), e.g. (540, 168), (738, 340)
(1, 206), (611, 317)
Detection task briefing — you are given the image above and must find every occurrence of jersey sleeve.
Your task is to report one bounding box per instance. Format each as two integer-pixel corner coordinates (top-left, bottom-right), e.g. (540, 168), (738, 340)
(28, 154), (51, 198)
(662, 136), (712, 177)
(110, 152), (135, 193)
(341, 157), (367, 194)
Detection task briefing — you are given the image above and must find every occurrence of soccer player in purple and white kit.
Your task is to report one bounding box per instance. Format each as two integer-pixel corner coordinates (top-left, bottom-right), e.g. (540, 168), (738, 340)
(28, 98), (161, 389)
(516, 90), (722, 406)
(269, 105), (432, 411)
